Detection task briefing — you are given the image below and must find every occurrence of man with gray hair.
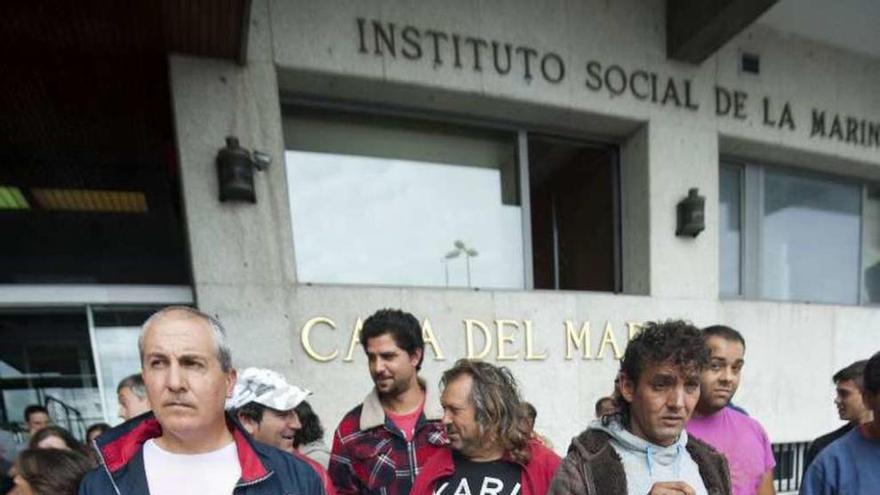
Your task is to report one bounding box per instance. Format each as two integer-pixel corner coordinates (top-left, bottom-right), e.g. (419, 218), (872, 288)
(117, 373), (151, 421)
(79, 306), (327, 495)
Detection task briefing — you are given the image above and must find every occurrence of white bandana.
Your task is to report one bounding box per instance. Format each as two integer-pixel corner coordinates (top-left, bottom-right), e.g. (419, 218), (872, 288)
(226, 367), (311, 411)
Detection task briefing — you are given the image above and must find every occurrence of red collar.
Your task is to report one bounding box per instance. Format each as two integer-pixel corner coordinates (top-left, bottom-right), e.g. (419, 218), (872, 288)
(98, 415), (269, 483)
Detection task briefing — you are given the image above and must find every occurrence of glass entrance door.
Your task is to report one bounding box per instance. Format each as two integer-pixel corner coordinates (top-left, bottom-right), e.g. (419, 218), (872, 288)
(0, 309), (99, 440)
(0, 287), (191, 448)
(90, 307), (157, 425)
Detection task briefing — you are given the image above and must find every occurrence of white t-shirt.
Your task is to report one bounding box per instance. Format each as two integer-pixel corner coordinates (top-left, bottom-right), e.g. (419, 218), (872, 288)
(143, 439), (242, 495)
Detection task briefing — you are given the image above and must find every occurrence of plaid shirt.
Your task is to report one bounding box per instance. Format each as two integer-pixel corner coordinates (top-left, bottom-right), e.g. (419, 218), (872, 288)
(329, 385), (447, 495)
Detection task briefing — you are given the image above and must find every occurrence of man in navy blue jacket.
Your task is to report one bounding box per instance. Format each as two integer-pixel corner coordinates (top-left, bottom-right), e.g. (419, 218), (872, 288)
(79, 306), (326, 495)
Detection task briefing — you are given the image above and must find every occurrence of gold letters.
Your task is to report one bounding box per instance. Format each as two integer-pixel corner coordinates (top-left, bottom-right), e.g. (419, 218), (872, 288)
(626, 321), (643, 340)
(465, 319), (493, 359)
(342, 318), (363, 362)
(301, 317), (339, 362)
(565, 320), (592, 360)
(597, 321), (623, 360)
(300, 316), (639, 363)
(495, 320), (520, 361)
(523, 320), (548, 360)
(421, 318), (445, 360)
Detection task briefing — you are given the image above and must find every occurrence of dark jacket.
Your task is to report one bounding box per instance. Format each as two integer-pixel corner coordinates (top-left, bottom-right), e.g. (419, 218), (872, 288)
(409, 439), (562, 495)
(79, 412), (326, 495)
(548, 428), (731, 495)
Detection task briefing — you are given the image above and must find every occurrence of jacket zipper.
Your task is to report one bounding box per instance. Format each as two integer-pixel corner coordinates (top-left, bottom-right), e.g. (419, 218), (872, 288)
(235, 470), (275, 489)
(93, 439), (123, 495)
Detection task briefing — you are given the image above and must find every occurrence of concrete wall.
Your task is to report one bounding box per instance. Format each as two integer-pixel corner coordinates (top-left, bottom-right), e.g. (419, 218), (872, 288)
(169, 0), (880, 449)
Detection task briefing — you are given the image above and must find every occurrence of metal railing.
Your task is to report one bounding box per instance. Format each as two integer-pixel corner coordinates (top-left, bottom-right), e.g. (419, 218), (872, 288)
(44, 395), (86, 441)
(772, 441), (810, 493)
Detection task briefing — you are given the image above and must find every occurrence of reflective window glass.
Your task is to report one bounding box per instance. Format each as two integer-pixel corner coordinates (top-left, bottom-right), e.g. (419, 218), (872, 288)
(92, 308), (155, 425)
(862, 187), (880, 304)
(760, 170), (860, 304)
(0, 310), (100, 439)
(719, 165), (742, 296)
(284, 109), (523, 289)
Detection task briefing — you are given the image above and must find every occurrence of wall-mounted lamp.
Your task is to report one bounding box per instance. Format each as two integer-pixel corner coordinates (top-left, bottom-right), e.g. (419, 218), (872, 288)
(676, 187), (705, 237)
(216, 136), (271, 203)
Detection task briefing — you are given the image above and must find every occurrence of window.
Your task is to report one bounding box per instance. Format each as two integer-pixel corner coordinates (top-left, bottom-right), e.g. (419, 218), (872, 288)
(283, 106), (619, 291)
(719, 165), (742, 296)
(0, 53), (189, 286)
(0, 310), (100, 435)
(720, 161), (878, 305)
(91, 308), (156, 426)
(0, 302), (181, 438)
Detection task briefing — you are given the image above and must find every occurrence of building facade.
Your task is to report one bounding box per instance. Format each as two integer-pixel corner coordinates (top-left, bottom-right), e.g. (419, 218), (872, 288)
(3, 2), (880, 485)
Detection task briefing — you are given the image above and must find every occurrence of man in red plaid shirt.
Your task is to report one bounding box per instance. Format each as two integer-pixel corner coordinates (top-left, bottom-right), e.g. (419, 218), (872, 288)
(329, 309), (447, 495)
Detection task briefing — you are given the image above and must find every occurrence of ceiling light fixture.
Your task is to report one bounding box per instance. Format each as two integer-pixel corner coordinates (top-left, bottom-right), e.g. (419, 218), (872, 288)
(31, 188), (148, 213)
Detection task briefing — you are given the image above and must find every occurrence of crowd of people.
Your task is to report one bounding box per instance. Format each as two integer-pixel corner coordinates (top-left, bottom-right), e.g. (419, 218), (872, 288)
(0, 305), (877, 495)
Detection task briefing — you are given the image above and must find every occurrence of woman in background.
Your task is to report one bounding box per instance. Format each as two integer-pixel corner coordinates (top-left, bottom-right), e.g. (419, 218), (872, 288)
(85, 423), (110, 445)
(293, 401), (331, 468)
(12, 448), (93, 495)
(83, 423), (110, 464)
(27, 426), (88, 457)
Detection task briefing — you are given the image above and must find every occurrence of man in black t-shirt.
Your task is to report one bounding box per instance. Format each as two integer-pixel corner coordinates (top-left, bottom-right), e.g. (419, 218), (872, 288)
(410, 360), (560, 495)
(434, 453), (522, 495)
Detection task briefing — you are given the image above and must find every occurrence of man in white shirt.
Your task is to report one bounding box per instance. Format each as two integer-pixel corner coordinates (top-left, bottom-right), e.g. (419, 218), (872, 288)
(80, 306), (327, 495)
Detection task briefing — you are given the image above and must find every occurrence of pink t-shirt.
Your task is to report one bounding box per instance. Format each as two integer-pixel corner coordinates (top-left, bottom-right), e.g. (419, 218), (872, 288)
(386, 403), (424, 441)
(687, 407), (775, 495)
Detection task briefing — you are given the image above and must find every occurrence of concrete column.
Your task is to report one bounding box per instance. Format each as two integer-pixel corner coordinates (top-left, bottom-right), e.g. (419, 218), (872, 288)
(646, 119), (719, 299)
(168, 0), (293, 291)
(168, 0), (300, 370)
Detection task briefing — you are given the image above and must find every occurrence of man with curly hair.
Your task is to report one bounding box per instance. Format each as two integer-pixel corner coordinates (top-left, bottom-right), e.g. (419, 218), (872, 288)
(410, 359), (561, 495)
(550, 320), (731, 495)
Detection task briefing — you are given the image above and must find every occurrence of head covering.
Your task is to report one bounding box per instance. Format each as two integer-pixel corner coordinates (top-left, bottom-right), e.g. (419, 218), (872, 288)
(226, 367), (311, 412)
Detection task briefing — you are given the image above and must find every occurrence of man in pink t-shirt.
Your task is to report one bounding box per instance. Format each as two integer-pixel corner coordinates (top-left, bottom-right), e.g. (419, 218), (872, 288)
(687, 325), (776, 495)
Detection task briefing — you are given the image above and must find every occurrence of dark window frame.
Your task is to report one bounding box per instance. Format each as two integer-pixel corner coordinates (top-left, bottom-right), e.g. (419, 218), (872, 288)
(281, 98), (622, 292)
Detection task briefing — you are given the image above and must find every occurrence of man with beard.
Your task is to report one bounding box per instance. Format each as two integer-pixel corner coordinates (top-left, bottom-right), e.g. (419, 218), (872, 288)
(802, 359), (872, 472)
(410, 360), (560, 495)
(329, 309), (446, 495)
(686, 326), (776, 495)
(550, 320), (730, 495)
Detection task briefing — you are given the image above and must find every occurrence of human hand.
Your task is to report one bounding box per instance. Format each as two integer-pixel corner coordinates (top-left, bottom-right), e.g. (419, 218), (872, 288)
(647, 481), (697, 495)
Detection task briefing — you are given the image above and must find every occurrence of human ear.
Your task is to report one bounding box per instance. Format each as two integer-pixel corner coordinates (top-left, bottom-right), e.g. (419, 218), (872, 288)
(619, 373), (636, 403)
(225, 368), (238, 398)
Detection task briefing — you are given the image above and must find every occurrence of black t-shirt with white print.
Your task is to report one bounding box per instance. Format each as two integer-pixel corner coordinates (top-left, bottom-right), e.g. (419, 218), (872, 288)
(433, 452), (522, 495)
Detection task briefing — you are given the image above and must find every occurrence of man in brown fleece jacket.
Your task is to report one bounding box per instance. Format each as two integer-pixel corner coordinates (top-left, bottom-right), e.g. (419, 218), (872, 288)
(549, 320), (732, 495)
